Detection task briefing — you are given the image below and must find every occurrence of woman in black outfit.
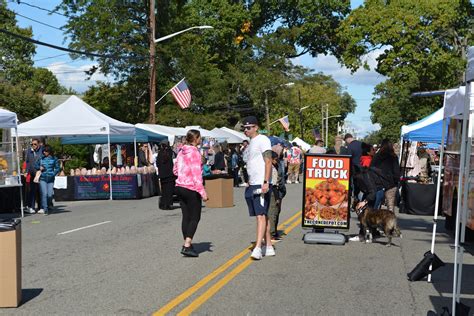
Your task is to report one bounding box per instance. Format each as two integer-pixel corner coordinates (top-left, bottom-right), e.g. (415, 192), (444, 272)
(370, 139), (400, 211)
(157, 141), (176, 210)
(211, 144), (226, 172)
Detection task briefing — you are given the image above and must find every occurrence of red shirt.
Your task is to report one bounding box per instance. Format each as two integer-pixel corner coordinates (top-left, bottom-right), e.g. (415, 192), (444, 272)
(360, 155), (372, 167)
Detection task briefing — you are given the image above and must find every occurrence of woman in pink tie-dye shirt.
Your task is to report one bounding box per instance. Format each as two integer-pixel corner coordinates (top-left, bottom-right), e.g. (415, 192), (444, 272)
(173, 130), (208, 257)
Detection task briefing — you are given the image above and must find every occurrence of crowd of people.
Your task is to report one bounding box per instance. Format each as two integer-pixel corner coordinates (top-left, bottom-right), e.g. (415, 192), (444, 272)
(20, 119), (403, 260)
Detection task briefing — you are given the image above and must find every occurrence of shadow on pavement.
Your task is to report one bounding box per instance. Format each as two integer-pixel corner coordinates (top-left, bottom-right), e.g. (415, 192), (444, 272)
(192, 242), (213, 254)
(20, 288), (43, 306)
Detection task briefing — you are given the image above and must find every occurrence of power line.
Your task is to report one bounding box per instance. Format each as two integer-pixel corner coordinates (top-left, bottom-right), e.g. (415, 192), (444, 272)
(34, 53), (67, 62)
(0, 28), (147, 60)
(13, 11), (63, 30)
(15, 1), (68, 17)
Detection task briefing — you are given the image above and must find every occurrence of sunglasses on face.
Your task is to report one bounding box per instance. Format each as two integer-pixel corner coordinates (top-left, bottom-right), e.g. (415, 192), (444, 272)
(243, 125), (256, 131)
(31, 143), (38, 146)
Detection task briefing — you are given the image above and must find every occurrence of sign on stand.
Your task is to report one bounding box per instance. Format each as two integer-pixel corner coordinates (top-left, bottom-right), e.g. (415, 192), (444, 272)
(302, 154), (351, 230)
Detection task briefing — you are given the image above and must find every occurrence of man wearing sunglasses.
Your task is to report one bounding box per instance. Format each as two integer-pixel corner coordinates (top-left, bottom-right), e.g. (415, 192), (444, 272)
(24, 138), (43, 214)
(242, 116), (275, 260)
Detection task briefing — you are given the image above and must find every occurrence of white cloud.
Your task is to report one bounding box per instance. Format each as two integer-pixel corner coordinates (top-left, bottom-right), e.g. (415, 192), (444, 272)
(312, 49), (386, 86)
(343, 119), (380, 138)
(294, 49), (387, 86)
(46, 62), (114, 93)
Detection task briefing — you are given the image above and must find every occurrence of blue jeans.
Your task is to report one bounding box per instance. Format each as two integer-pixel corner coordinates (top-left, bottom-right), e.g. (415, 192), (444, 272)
(39, 180), (54, 212)
(373, 189), (385, 209)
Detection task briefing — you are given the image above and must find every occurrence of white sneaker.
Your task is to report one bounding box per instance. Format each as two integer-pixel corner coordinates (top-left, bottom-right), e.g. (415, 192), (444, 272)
(37, 209), (45, 214)
(286, 180), (291, 184)
(295, 180), (299, 184)
(349, 236), (361, 242)
(265, 246), (276, 257)
(25, 207), (36, 214)
(250, 247), (263, 260)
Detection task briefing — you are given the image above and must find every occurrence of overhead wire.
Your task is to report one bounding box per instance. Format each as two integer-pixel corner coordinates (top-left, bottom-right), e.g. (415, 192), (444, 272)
(34, 53), (68, 62)
(14, 1), (68, 17)
(0, 28), (147, 60)
(13, 11), (63, 31)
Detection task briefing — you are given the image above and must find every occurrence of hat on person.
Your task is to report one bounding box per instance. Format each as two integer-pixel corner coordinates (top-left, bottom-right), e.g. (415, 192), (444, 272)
(242, 116), (259, 127)
(344, 133), (353, 140)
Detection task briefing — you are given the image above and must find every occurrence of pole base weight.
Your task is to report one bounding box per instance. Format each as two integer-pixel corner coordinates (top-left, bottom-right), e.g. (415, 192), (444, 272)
(303, 232), (346, 245)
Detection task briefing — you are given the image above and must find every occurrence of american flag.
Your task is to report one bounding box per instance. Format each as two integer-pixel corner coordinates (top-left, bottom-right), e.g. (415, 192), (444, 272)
(278, 115), (290, 131)
(170, 79), (191, 109)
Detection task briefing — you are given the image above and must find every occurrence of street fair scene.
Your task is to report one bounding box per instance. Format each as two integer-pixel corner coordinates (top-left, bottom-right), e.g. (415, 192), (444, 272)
(1, 1), (474, 315)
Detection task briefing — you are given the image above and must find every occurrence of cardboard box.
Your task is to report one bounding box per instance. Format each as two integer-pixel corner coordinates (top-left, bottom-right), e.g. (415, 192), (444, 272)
(0, 223), (21, 308)
(205, 178), (234, 208)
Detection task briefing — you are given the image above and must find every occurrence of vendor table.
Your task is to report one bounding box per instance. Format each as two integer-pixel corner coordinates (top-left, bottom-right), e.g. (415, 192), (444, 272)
(401, 182), (437, 215)
(204, 175), (233, 208)
(54, 174), (158, 201)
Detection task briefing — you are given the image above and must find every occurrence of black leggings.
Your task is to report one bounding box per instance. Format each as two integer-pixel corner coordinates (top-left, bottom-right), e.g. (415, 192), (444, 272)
(176, 186), (202, 239)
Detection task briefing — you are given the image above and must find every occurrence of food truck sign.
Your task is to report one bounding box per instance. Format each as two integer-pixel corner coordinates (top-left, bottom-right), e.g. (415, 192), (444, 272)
(303, 154), (351, 229)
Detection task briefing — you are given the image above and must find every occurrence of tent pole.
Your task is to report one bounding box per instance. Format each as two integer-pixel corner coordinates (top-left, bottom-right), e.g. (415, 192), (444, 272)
(108, 132), (113, 200)
(427, 118), (446, 283)
(14, 129), (24, 218)
(455, 81), (473, 311)
(452, 81), (471, 315)
(134, 137), (137, 165)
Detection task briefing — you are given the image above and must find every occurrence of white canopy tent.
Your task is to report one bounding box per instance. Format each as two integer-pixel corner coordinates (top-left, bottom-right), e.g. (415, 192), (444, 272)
(292, 137), (311, 151)
(135, 124), (187, 145)
(0, 109), (23, 216)
(219, 127), (249, 142)
(211, 128), (245, 144)
(16, 96), (136, 199)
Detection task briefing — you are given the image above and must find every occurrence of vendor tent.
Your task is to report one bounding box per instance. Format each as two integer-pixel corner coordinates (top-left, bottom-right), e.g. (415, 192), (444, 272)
(16, 96), (135, 137)
(0, 109), (23, 216)
(292, 137), (311, 151)
(400, 107), (446, 143)
(0, 108), (17, 128)
(16, 95), (136, 200)
(210, 128), (243, 144)
(219, 127), (248, 142)
(135, 124), (187, 145)
(60, 127), (167, 144)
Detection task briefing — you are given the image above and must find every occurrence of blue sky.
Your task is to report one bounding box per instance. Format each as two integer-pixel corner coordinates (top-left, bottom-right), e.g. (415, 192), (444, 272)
(7, 0), (379, 136)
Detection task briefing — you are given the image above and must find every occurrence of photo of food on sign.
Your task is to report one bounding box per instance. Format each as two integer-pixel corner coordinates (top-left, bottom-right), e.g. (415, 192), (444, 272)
(303, 155), (351, 228)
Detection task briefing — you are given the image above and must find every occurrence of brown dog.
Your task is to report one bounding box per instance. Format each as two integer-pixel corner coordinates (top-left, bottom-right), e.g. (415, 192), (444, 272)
(354, 200), (402, 247)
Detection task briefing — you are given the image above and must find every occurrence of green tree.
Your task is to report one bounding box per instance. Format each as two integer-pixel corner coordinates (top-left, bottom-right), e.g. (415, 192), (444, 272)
(337, 0), (474, 140)
(0, 81), (45, 120)
(0, 0), (35, 84)
(30, 68), (65, 94)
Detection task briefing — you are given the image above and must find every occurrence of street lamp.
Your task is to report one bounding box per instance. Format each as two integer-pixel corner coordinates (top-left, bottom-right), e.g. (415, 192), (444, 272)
(154, 25), (214, 43)
(264, 82), (294, 132)
(148, 25), (214, 123)
(298, 104), (311, 140)
(325, 114), (342, 146)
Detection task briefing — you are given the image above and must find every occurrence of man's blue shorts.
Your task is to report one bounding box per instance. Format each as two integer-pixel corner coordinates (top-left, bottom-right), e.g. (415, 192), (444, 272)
(245, 185), (271, 216)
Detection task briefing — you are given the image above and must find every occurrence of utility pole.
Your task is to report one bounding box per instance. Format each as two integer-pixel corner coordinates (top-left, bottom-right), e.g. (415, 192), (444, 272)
(148, 0), (156, 123)
(298, 90), (304, 140)
(264, 89), (270, 133)
(325, 104), (329, 146)
(321, 106), (325, 143)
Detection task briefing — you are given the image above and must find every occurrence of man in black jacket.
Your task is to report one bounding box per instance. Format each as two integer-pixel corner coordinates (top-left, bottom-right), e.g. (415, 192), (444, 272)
(157, 141), (176, 210)
(24, 138), (43, 214)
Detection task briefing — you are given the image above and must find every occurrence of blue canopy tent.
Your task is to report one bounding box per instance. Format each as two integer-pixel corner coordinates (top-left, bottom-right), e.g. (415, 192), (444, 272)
(400, 107), (447, 144)
(60, 127), (167, 144)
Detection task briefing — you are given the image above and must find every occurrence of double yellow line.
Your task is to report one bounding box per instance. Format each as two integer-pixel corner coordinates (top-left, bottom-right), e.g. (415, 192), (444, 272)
(154, 210), (301, 315)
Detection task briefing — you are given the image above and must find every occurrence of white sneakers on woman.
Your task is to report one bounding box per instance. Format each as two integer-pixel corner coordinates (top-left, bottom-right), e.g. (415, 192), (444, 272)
(251, 245), (276, 260)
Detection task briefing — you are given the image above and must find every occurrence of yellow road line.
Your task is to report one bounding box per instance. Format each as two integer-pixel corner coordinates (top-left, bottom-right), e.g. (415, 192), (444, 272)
(177, 217), (301, 315)
(153, 210), (301, 315)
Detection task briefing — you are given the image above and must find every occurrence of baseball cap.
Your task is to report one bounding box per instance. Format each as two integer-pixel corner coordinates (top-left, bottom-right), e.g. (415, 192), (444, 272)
(242, 116), (258, 126)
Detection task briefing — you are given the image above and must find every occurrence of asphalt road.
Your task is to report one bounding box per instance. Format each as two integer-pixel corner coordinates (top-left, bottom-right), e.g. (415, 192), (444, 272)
(0, 183), (473, 315)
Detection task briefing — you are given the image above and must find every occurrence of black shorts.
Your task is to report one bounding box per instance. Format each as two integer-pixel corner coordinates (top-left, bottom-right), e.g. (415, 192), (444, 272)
(245, 185), (271, 216)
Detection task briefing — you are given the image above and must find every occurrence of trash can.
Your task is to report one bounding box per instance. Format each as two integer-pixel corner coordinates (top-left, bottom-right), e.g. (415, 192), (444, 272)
(0, 219), (21, 307)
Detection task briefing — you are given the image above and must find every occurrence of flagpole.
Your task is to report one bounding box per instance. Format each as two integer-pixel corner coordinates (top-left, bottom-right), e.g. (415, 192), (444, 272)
(155, 78), (186, 105)
(269, 119), (280, 126)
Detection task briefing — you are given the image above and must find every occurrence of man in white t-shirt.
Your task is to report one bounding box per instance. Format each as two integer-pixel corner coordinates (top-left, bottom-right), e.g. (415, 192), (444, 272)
(242, 116), (275, 260)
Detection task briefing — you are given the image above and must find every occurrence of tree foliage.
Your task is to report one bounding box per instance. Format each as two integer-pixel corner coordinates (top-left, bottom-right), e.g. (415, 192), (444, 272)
(57, 0), (353, 129)
(338, 0), (474, 141)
